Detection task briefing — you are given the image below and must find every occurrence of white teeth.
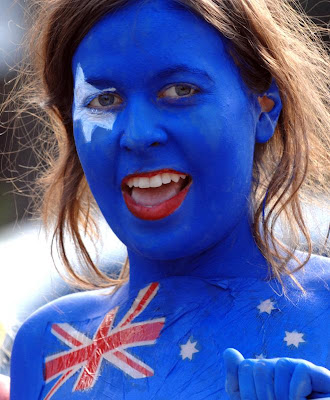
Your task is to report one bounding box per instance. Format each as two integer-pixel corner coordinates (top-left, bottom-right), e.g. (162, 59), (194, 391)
(138, 177), (150, 188)
(170, 173), (180, 183)
(126, 172), (187, 189)
(149, 175), (163, 187)
(133, 177), (140, 187)
(161, 173), (171, 184)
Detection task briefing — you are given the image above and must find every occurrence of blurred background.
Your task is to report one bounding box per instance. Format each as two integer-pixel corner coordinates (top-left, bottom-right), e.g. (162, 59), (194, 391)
(0, 0), (329, 376)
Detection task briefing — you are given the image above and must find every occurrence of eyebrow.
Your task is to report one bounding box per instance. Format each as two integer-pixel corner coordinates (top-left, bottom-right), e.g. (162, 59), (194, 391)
(154, 64), (215, 83)
(85, 64), (215, 89)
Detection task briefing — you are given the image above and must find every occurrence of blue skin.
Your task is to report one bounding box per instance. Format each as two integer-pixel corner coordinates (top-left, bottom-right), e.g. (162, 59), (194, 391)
(224, 349), (330, 400)
(9, 0), (330, 398)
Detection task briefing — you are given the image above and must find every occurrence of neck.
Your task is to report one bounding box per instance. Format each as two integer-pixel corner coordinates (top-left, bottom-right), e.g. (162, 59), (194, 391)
(127, 216), (269, 290)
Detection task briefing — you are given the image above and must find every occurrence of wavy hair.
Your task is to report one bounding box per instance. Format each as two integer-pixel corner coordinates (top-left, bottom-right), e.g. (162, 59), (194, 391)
(3, 0), (329, 290)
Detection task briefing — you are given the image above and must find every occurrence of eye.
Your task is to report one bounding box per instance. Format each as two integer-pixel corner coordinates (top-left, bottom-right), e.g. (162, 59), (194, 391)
(159, 84), (199, 99)
(87, 92), (122, 109)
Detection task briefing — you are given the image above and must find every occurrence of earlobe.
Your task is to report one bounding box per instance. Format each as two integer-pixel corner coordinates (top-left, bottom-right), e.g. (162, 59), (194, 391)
(255, 79), (282, 144)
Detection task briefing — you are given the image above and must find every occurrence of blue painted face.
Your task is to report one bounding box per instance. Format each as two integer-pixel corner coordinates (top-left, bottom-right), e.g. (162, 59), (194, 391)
(72, 0), (276, 262)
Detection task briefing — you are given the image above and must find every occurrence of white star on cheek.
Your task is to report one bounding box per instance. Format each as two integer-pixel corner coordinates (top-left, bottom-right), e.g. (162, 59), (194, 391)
(74, 114), (117, 143)
(257, 299), (276, 314)
(180, 338), (199, 361)
(284, 331), (305, 348)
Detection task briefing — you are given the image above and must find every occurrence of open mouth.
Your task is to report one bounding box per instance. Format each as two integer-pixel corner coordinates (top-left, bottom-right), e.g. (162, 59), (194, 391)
(121, 169), (192, 220)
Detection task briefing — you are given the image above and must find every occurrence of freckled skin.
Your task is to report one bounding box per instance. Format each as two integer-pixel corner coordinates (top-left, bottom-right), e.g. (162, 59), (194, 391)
(9, 1), (330, 399)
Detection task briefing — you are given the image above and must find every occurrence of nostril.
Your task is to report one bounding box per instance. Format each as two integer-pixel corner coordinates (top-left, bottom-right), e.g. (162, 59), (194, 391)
(119, 130), (168, 151)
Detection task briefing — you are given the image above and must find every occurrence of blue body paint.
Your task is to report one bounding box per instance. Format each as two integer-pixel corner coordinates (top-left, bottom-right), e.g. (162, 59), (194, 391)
(9, 0), (330, 398)
(71, 0), (277, 287)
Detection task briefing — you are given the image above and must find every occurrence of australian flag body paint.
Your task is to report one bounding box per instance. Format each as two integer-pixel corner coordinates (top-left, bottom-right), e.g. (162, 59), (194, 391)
(44, 283), (164, 398)
(36, 272), (330, 399)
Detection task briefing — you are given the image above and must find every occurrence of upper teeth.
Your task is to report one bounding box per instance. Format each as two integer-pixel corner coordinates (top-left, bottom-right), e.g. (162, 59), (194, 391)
(126, 173), (186, 188)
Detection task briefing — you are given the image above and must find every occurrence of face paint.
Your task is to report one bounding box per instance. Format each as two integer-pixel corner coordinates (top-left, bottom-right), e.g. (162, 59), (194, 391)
(72, 0), (277, 286)
(73, 64), (118, 143)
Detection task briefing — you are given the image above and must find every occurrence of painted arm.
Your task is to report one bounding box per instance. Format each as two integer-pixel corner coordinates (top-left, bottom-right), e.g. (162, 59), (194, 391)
(10, 316), (45, 400)
(223, 348), (330, 400)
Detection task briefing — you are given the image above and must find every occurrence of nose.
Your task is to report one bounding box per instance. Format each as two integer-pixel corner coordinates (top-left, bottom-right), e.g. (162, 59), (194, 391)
(119, 97), (168, 152)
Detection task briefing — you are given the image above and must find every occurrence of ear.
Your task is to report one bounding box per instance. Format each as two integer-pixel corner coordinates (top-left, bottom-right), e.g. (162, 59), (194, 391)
(255, 79), (282, 144)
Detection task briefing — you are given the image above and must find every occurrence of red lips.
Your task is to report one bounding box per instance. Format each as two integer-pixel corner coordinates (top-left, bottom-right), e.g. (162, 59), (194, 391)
(121, 169), (192, 220)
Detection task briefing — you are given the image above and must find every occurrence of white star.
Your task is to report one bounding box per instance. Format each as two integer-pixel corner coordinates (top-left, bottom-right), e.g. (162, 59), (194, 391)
(73, 64), (118, 143)
(257, 299), (276, 314)
(284, 331), (305, 348)
(180, 338), (199, 361)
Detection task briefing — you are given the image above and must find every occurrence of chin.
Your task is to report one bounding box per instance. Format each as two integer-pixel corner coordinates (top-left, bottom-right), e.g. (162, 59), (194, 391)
(116, 219), (228, 262)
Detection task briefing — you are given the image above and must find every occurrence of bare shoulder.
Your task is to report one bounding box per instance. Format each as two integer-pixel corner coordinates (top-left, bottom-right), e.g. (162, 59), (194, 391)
(10, 284), (127, 399)
(293, 252), (330, 290)
(283, 252), (330, 311)
(17, 283), (129, 337)
(35, 285), (123, 320)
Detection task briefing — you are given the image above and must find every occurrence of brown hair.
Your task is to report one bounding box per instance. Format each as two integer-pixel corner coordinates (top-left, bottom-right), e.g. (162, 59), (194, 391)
(4, 0), (330, 290)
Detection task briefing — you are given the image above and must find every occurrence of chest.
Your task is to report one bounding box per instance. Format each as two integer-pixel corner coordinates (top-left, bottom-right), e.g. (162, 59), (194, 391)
(39, 281), (330, 399)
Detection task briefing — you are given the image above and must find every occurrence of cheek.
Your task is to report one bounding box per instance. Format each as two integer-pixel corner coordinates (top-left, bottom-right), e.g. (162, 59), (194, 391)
(74, 121), (119, 187)
(168, 100), (256, 183)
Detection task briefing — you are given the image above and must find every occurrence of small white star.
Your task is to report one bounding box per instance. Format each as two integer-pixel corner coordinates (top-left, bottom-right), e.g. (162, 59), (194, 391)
(255, 353), (266, 359)
(284, 331), (305, 348)
(180, 338), (199, 360)
(257, 299), (276, 314)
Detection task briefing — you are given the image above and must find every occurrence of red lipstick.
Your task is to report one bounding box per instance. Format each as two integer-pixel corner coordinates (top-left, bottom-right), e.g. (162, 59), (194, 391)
(121, 169), (192, 220)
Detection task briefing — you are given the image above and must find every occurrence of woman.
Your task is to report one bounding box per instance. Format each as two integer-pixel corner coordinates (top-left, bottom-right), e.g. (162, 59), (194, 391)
(8, 0), (330, 398)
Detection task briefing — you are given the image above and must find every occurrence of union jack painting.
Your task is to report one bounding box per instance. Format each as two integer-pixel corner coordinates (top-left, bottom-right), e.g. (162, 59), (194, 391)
(44, 282), (165, 399)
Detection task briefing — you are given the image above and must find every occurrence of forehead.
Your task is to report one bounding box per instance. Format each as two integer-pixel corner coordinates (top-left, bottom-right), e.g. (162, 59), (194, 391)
(72, 0), (232, 84)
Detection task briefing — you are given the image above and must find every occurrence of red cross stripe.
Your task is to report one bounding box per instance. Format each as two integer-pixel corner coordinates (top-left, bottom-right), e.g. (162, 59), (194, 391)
(44, 282), (165, 399)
